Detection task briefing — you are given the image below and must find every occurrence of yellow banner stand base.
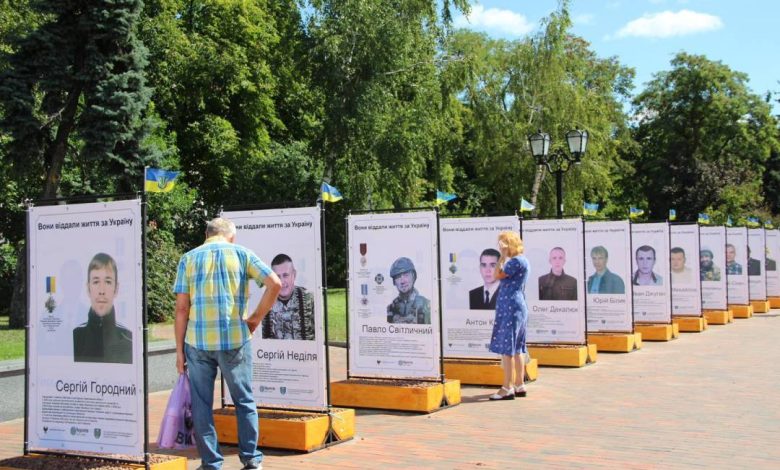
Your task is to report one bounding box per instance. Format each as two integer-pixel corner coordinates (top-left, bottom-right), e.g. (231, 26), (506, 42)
(634, 323), (679, 341)
(751, 300), (770, 313)
(703, 309), (731, 325)
(768, 296), (780, 308)
(586, 332), (642, 352)
(329, 378), (461, 413)
(214, 407), (355, 452)
(527, 344), (597, 367)
(730, 304), (753, 318)
(0, 454), (186, 470)
(673, 316), (708, 332)
(443, 358), (539, 386)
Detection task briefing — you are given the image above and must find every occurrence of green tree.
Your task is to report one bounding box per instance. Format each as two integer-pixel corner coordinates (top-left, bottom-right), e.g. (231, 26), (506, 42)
(0, 0), (158, 326)
(628, 53), (778, 221)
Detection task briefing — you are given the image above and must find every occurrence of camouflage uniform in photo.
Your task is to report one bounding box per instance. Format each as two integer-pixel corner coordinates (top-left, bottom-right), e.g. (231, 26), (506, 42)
(261, 286), (315, 340)
(386, 257), (431, 324)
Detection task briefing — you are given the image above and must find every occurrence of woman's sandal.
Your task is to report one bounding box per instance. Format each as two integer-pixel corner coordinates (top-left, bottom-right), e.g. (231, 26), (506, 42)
(514, 385), (527, 397)
(489, 386), (515, 401)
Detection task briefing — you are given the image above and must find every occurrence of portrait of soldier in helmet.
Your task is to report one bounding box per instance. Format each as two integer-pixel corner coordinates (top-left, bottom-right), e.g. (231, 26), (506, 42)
(386, 257), (431, 324)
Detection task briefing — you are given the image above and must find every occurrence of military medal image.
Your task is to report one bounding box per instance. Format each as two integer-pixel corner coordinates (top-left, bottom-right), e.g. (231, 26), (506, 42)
(44, 276), (57, 313)
(448, 252), (458, 274)
(360, 283), (369, 305)
(374, 273), (384, 285)
(360, 243), (367, 267)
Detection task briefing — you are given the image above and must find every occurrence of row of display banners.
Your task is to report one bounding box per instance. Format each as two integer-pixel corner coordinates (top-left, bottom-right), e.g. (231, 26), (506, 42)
(25, 200), (780, 458)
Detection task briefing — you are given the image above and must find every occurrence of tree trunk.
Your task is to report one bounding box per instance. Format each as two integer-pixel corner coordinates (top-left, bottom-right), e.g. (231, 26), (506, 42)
(8, 245), (26, 329)
(530, 165), (545, 208)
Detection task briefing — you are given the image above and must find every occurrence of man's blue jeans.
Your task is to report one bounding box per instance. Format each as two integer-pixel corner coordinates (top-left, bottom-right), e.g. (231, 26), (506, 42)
(185, 341), (262, 470)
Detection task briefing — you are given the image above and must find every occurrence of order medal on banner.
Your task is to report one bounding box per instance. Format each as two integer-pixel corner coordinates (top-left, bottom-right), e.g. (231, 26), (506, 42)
(360, 243), (367, 267)
(449, 252), (457, 274)
(44, 276), (57, 313)
(361, 283), (369, 305)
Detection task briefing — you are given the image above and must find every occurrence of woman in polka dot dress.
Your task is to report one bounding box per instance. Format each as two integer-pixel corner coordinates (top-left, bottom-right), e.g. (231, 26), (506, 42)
(488, 231), (530, 400)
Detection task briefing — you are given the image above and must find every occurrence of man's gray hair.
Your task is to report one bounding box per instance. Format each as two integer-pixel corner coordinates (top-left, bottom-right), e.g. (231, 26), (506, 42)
(206, 217), (236, 237)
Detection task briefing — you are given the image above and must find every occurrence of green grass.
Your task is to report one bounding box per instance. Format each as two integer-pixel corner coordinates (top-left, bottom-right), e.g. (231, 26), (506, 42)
(326, 288), (346, 343)
(0, 317), (25, 361)
(0, 289), (349, 362)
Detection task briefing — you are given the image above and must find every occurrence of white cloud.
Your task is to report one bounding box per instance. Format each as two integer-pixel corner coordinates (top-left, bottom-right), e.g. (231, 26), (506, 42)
(454, 4), (534, 37)
(574, 13), (595, 25)
(615, 10), (723, 38)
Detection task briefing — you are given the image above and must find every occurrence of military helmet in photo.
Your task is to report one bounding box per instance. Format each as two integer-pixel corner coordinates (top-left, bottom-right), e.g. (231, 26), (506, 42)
(390, 257), (416, 280)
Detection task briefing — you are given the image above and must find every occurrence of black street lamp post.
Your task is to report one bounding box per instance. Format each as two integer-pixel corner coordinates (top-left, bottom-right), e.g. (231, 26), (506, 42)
(527, 129), (589, 218)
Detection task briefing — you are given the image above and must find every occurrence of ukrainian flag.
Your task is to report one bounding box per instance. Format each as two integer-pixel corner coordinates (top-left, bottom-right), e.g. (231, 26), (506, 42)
(629, 207), (644, 218)
(436, 190), (457, 205)
(321, 182), (343, 203)
(726, 216), (733, 227)
(669, 209), (677, 221)
(765, 220), (774, 229)
(698, 213), (711, 225)
(747, 216), (760, 228)
(520, 198), (535, 212)
(583, 202), (599, 216)
(144, 168), (179, 193)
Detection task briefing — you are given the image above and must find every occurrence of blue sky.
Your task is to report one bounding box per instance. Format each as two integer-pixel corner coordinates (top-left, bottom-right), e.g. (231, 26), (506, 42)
(452, 0), (780, 113)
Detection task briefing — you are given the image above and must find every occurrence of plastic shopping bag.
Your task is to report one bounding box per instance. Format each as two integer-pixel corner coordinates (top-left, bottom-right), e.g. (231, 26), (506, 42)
(157, 373), (195, 449)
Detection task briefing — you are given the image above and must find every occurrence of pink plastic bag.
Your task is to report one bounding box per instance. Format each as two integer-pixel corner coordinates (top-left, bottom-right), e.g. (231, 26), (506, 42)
(157, 373), (195, 449)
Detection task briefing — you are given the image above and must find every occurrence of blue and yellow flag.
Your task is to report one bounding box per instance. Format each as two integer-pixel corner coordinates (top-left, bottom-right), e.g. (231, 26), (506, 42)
(45, 276), (56, 294)
(320, 182), (343, 203)
(629, 207), (644, 219)
(436, 190), (457, 205)
(583, 202), (599, 216)
(765, 220), (774, 229)
(747, 216), (760, 228)
(669, 209), (677, 221)
(520, 198), (535, 212)
(698, 213), (711, 225)
(144, 168), (180, 193)
(726, 216), (733, 227)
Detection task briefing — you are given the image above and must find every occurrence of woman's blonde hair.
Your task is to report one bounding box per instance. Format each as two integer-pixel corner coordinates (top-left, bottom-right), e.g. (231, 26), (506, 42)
(496, 231), (523, 279)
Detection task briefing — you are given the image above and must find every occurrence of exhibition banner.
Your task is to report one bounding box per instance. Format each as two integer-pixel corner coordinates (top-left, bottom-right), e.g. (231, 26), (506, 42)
(748, 228), (767, 300)
(764, 229), (780, 297)
(584, 220), (633, 333)
(439, 216), (520, 358)
(27, 200), (144, 457)
(725, 227), (750, 305)
(522, 218), (586, 345)
(224, 207), (327, 409)
(347, 211), (440, 379)
(699, 226), (728, 310)
(670, 224), (702, 317)
(630, 222), (672, 324)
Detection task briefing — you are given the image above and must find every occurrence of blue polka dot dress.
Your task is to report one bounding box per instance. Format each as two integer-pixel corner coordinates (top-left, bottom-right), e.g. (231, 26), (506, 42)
(489, 256), (529, 356)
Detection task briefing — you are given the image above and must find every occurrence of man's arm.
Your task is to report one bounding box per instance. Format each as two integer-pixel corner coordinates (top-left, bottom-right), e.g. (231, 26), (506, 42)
(175, 293), (190, 374)
(246, 272), (282, 334)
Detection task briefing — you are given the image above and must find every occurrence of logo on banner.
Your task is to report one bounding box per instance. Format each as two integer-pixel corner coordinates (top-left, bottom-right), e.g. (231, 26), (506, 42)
(43, 426), (48, 434)
(94, 428), (102, 439)
(374, 273), (384, 285)
(359, 243), (368, 267)
(360, 283), (369, 305)
(44, 275), (57, 313)
(551, 329), (557, 335)
(449, 252), (458, 274)
(280, 386), (287, 395)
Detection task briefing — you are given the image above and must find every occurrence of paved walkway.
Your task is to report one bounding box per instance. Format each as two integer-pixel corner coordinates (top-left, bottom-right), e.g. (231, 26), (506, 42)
(1, 312), (778, 469)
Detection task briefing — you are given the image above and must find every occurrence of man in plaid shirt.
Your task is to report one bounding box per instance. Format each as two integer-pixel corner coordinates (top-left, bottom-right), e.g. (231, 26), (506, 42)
(174, 217), (281, 470)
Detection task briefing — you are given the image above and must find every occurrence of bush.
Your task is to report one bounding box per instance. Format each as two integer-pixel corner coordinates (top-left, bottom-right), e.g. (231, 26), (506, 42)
(146, 226), (182, 323)
(0, 242), (17, 317)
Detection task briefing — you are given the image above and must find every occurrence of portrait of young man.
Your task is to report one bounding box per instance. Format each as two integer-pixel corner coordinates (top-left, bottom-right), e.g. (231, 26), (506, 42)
(469, 248), (501, 309)
(538, 247), (578, 301)
(700, 248), (722, 281)
(586, 246), (625, 294)
(73, 252), (132, 364)
(632, 245), (663, 286)
(261, 254), (315, 341)
(670, 247), (694, 284)
(387, 257), (431, 324)
(725, 243), (743, 275)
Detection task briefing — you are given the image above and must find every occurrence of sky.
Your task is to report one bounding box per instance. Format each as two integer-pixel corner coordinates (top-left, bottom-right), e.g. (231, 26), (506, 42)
(451, 0), (780, 113)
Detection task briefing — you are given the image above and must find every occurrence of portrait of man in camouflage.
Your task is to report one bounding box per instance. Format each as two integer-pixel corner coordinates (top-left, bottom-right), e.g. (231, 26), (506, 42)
(386, 257), (431, 324)
(261, 254), (315, 340)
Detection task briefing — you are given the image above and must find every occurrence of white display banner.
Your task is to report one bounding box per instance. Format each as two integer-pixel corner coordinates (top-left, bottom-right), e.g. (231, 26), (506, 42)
(522, 218), (586, 344)
(28, 200), (144, 457)
(699, 226), (728, 310)
(584, 221), (633, 333)
(765, 229), (780, 296)
(726, 227), (750, 305)
(630, 222), (672, 324)
(670, 224), (702, 317)
(748, 228), (767, 300)
(347, 211), (440, 378)
(224, 207), (327, 409)
(439, 216), (520, 358)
